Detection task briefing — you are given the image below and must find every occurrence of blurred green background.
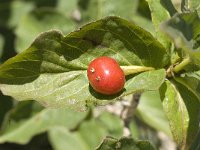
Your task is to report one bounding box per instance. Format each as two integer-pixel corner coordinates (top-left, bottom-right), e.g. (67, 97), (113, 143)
(0, 0), (176, 149)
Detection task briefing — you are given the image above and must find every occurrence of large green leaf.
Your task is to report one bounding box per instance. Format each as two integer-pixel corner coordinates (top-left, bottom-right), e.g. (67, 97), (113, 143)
(136, 91), (171, 137)
(0, 17), (168, 110)
(49, 112), (123, 150)
(0, 101), (87, 144)
(159, 80), (200, 149)
(15, 8), (76, 53)
(96, 136), (155, 150)
(146, 0), (172, 49)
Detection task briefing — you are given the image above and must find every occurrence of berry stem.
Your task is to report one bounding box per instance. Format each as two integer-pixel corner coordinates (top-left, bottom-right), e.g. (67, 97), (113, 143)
(120, 66), (155, 76)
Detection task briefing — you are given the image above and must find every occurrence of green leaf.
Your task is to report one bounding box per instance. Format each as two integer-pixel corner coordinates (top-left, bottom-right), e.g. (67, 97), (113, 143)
(96, 136), (155, 150)
(0, 17), (168, 110)
(49, 112), (123, 150)
(136, 91), (172, 137)
(0, 101), (87, 144)
(146, 0), (172, 49)
(175, 71), (200, 100)
(159, 80), (200, 149)
(15, 8), (76, 53)
(161, 11), (200, 69)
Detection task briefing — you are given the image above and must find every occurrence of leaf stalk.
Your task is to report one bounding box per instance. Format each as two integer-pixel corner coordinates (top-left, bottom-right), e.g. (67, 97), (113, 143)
(120, 66), (155, 76)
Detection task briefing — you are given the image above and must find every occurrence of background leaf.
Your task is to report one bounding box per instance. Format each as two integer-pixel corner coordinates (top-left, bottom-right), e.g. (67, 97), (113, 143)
(0, 93), (12, 126)
(0, 101), (88, 144)
(15, 8), (76, 53)
(159, 80), (200, 149)
(78, 0), (136, 21)
(136, 90), (172, 137)
(161, 11), (200, 70)
(96, 136), (155, 150)
(0, 0), (34, 28)
(48, 111), (123, 150)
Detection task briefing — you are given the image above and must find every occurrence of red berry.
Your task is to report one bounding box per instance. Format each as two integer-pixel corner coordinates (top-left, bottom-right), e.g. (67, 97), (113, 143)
(87, 56), (125, 95)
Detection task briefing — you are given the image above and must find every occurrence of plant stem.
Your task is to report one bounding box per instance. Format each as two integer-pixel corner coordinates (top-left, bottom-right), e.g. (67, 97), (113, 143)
(120, 66), (155, 76)
(173, 57), (190, 73)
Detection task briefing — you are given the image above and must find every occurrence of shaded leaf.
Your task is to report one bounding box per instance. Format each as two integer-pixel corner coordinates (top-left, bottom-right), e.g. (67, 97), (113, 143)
(15, 8), (76, 53)
(159, 80), (200, 149)
(0, 17), (168, 110)
(175, 71), (200, 100)
(0, 35), (4, 61)
(136, 90), (171, 137)
(96, 136), (155, 150)
(161, 11), (200, 69)
(0, 93), (12, 127)
(0, 101), (87, 144)
(189, 129), (200, 150)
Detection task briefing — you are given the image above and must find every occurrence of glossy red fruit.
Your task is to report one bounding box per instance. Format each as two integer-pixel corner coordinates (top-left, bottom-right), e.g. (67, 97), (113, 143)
(87, 56), (125, 95)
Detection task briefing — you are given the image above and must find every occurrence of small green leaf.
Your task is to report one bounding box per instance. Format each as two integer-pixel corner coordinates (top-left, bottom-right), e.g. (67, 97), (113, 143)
(0, 101), (87, 144)
(15, 8), (76, 53)
(0, 17), (168, 110)
(96, 137), (155, 150)
(159, 80), (200, 149)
